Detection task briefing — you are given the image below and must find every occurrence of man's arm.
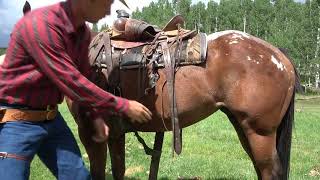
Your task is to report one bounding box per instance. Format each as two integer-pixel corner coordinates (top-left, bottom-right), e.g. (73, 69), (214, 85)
(21, 17), (128, 113)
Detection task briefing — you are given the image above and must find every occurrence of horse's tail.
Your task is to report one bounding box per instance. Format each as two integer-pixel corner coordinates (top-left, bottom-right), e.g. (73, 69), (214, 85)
(276, 48), (301, 180)
(276, 90), (294, 180)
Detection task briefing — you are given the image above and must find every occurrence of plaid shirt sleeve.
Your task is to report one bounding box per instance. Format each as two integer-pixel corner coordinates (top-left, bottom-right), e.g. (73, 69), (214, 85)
(20, 16), (128, 114)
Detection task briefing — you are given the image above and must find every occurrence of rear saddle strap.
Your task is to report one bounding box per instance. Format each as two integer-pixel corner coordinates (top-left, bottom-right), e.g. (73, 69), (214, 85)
(0, 152), (30, 161)
(0, 106), (58, 123)
(161, 41), (182, 155)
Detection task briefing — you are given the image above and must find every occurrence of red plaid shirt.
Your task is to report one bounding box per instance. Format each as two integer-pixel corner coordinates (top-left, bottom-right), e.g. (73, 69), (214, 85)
(0, 1), (128, 114)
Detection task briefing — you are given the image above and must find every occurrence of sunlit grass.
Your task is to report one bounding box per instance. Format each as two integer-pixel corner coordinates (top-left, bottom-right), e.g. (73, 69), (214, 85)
(30, 96), (320, 179)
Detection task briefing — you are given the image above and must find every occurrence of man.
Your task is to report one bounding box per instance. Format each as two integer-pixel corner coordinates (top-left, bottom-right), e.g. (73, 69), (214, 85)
(0, 0), (152, 179)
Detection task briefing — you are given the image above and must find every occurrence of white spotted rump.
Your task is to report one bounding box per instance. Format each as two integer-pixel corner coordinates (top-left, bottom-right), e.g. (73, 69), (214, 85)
(271, 55), (285, 71)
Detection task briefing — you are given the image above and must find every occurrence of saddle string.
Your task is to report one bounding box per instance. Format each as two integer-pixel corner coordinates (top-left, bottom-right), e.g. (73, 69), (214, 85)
(161, 80), (170, 131)
(137, 33), (163, 99)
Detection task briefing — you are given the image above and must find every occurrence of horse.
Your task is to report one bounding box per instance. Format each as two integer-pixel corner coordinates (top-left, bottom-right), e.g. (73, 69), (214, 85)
(66, 28), (300, 180)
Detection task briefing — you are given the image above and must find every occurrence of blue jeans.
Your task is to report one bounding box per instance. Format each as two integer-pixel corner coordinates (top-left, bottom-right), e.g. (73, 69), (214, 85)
(0, 112), (91, 180)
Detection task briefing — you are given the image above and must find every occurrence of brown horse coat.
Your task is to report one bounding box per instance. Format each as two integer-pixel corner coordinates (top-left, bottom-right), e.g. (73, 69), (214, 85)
(68, 30), (298, 180)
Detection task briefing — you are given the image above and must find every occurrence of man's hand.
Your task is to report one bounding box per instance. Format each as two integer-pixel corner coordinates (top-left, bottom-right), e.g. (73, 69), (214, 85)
(126, 100), (152, 123)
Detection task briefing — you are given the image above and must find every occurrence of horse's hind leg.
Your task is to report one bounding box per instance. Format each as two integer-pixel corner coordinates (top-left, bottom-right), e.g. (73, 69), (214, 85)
(246, 129), (281, 180)
(221, 108), (260, 176)
(222, 109), (282, 180)
(241, 120), (282, 180)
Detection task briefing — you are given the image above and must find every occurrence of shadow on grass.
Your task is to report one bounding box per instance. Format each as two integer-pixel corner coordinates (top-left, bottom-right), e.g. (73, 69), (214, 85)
(158, 176), (243, 180)
(159, 177), (170, 180)
(206, 178), (243, 180)
(105, 173), (245, 180)
(105, 173), (141, 180)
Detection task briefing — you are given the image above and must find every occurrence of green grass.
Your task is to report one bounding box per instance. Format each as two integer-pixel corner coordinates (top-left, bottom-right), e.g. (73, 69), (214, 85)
(0, 48), (6, 55)
(29, 96), (320, 179)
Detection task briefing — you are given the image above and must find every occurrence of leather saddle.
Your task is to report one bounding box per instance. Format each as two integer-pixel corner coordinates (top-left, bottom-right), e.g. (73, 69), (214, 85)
(89, 15), (208, 155)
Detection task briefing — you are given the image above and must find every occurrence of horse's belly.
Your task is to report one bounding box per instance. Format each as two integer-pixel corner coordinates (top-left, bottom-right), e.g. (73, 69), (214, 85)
(133, 91), (219, 132)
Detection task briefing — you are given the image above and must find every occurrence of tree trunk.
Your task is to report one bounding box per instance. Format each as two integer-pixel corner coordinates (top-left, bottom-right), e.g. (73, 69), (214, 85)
(243, 12), (246, 33)
(316, 64), (320, 88)
(215, 16), (218, 32)
(315, 27), (320, 59)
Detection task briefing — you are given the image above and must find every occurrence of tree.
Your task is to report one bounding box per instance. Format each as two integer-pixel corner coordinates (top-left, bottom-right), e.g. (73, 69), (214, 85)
(0, 48), (6, 55)
(205, 0), (219, 33)
(92, 23), (99, 32)
(100, 23), (109, 31)
(189, 2), (206, 32)
(131, 0), (320, 85)
(175, 0), (192, 29)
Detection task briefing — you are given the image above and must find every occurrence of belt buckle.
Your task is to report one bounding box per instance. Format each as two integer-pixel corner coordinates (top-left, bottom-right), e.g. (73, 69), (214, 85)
(46, 105), (57, 120)
(0, 152), (8, 159)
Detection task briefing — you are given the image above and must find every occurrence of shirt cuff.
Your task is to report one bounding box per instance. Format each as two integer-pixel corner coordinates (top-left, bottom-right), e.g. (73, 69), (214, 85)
(93, 96), (129, 115)
(114, 97), (129, 114)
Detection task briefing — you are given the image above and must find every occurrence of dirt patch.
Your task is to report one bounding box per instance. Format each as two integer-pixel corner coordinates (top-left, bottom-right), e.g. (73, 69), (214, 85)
(125, 166), (144, 176)
(177, 176), (202, 180)
(309, 166), (320, 177)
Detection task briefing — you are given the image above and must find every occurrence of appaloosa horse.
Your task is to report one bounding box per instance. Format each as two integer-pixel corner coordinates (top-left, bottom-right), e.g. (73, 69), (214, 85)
(66, 28), (300, 180)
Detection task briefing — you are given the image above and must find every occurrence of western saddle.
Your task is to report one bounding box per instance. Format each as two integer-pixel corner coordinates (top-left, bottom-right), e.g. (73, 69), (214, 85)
(89, 13), (207, 155)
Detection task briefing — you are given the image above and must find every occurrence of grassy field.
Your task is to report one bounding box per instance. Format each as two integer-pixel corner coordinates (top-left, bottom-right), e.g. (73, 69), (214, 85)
(29, 95), (320, 179)
(0, 48), (6, 55)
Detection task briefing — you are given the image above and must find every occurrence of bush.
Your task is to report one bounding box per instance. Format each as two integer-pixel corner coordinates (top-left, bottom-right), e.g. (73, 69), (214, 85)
(301, 86), (320, 95)
(0, 48), (6, 55)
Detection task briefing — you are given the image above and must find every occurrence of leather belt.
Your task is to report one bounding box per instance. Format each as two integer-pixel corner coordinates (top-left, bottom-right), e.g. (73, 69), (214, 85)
(0, 105), (58, 123)
(0, 152), (30, 161)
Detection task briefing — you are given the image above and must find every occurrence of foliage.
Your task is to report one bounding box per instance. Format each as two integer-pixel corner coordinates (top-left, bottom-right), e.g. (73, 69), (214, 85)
(131, 0), (320, 86)
(100, 23), (109, 31)
(92, 23), (99, 32)
(0, 48), (6, 55)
